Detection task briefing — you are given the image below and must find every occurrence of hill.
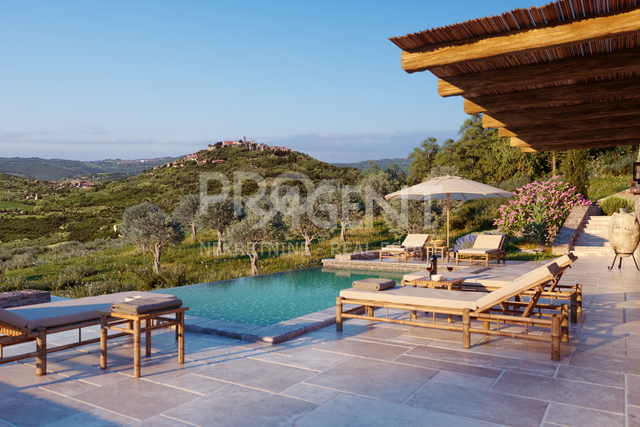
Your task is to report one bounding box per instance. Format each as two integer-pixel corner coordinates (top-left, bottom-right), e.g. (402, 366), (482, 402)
(331, 157), (411, 172)
(0, 147), (362, 245)
(0, 157), (179, 181)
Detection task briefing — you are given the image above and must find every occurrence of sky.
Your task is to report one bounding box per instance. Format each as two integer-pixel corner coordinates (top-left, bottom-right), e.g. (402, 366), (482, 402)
(0, 0), (541, 163)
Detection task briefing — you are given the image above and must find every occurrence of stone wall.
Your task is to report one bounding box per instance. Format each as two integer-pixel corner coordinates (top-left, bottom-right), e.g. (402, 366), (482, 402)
(334, 250), (380, 261)
(0, 289), (51, 308)
(552, 205), (602, 255)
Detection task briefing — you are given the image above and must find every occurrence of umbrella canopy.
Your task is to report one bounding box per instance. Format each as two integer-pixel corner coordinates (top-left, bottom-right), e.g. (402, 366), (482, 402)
(385, 175), (513, 246)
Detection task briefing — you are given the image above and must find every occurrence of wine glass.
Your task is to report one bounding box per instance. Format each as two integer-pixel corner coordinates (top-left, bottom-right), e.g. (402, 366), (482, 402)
(446, 265), (453, 279)
(426, 265), (433, 279)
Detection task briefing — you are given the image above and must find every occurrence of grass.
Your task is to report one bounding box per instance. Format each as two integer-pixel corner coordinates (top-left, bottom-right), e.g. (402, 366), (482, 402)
(0, 225), (392, 297)
(0, 201), (35, 211)
(589, 176), (630, 201)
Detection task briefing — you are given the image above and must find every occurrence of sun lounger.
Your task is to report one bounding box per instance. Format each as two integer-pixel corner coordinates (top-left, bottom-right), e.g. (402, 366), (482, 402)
(337, 262), (569, 361)
(403, 253), (581, 323)
(0, 291), (179, 376)
(455, 234), (506, 266)
(379, 234), (430, 262)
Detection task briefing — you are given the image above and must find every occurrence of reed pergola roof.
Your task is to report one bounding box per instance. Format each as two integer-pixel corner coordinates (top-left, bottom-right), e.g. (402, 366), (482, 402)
(390, 0), (640, 152)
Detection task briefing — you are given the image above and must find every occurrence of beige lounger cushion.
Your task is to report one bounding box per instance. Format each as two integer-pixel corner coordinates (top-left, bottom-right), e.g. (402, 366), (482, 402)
(344, 263), (560, 312)
(472, 234), (503, 248)
(340, 287), (481, 310)
(403, 271), (431, 281)
(475, 263), (559, 311)
(457, 248), (501, 255)
(8, 292), (176, 330)
(0, 308), (29, 329)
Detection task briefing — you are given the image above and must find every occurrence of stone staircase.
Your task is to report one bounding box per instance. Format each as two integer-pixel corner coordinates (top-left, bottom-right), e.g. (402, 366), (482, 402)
(571, 215), (615, 257)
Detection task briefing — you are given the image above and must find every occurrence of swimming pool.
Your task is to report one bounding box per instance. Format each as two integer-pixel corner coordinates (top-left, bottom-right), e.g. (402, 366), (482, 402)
(153, 268), (404, 327)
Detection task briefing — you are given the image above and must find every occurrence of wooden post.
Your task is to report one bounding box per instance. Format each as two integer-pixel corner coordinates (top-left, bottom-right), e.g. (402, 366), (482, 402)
(551, 316), (561, 361)
(561, 305), (570, 342)
(100, 314), (107, 370)
(145, 319), (151, 358)
(133, 319), (141, 378)
(462, 309), (471, 349)
(178, 311), (185, 365)
(336, 297), (343, 332)
(576, 283), (583, 312)
(570, 293), (578, 324)
(36, 328), (46, 376)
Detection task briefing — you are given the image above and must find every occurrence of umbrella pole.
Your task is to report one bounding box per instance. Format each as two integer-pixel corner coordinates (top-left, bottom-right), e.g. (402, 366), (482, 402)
(446, 197), (451, 247)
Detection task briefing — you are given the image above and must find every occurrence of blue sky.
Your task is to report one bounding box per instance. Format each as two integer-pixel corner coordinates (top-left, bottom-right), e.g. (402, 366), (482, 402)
(1, 0), (539, 163)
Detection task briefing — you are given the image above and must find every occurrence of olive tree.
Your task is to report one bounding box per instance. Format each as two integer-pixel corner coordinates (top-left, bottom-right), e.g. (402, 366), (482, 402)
(280, 189), (334, 256)
(172, 194), (200, 241)
(197, 198), (240, 255)
(121, 201), (184, 273)
(225, 202), (287, 275)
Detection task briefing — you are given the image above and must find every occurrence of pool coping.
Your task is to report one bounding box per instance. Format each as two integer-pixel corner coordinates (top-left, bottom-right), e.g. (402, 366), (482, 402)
(183, 306), (340, 344)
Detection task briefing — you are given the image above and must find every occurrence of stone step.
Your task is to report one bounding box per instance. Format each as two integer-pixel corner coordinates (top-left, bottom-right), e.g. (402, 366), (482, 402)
(571, 250), (614, 257)
(572, 245), (615, 252)
(575, 236), (610, 242)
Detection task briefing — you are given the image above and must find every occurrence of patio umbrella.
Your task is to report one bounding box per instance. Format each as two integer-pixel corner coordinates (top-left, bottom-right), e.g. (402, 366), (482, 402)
(384, 175), (513, 247)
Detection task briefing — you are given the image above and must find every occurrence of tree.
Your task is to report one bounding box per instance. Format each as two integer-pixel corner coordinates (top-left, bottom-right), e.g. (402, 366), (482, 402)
(561, 149), (590, 198)
(225, 202), (288, 275)
(172, 195), (200, 242)
(121, 202), (184, 273)
(197, 198), (240, 255)
(324, 183), (363, 242)
(282, 194), (333, 256)
(407, 138), (439, 185)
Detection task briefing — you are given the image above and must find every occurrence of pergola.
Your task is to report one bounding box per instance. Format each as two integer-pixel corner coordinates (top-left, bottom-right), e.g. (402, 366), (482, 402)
(389, 0), (640, 153)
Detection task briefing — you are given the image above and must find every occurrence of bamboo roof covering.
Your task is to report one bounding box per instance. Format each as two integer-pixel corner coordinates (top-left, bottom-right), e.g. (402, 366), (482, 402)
(390, 0), (640, 152)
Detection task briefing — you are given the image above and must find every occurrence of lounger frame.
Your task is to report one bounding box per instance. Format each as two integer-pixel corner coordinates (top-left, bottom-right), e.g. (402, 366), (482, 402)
(336, 284), (569, 361)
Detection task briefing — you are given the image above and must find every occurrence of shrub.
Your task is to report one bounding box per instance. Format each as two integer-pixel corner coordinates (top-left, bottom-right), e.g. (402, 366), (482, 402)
(451, 234), (476, 252)
(56, 265), (98, 288)
(600, 197), (635, 216)
(2, 253), (37, 271)
(494, 176), (592, 245)
(55, 281), (137, 298)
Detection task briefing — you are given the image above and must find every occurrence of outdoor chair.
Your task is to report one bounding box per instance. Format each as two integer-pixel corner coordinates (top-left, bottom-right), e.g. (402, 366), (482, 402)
(0, 291), (180, 376)
(455, 234), (506, 266)
(379, 234), (430, 262)
(337, 262), (569, 361)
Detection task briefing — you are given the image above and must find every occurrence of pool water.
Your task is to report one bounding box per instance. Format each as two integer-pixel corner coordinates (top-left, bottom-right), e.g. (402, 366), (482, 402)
(153, 268), (403, 327)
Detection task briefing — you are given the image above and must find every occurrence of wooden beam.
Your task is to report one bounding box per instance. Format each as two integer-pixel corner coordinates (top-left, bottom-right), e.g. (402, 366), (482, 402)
(401, 8), (640, 72)
(509, 126), (640, 146)
(483, 98), (640, 128)
(438, 48), (640, 97)
(520, 137), (640, 152)
(511, 137), (640, 150)
(499, 115), (640, 138)
(464, 75), (640, 114)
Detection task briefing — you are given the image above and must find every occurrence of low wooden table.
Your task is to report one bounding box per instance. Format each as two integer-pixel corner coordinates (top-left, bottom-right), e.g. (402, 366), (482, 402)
(404, 277), (464, 291)
(98, 306), (188, 378)
(426, 246), (450, 262)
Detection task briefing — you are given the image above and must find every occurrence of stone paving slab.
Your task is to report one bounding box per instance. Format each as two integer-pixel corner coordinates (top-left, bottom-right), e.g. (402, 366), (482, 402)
(0, 256), (638, 426)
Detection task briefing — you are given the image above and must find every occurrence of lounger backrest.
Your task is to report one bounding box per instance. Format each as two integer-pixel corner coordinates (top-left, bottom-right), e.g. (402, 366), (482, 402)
(555, 253), (577, 268)
(473, 234), (504, 249)
(474, 262), (560, 312)
(0, 307), (29, 329)
(402, 234), (430, 248)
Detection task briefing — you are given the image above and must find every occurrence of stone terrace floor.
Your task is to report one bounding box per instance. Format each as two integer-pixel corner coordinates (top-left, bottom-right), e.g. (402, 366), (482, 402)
(0, 256), (639, 427)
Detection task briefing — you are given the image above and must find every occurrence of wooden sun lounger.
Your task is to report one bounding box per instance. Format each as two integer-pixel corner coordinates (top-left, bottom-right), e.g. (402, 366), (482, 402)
(379, 234), (430, 262)
(0, 291), (180, 376)
(455, 234), (506, 266)
(403, 253), (582, 323)
(337, 263), (569, 361)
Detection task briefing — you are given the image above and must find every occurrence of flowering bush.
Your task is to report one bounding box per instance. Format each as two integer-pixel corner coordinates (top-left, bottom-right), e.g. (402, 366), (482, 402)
(494, 176), (591, 245)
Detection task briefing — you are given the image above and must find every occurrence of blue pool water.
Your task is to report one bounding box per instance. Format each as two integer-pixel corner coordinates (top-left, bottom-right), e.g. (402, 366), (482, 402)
(153, 268), (404, 327)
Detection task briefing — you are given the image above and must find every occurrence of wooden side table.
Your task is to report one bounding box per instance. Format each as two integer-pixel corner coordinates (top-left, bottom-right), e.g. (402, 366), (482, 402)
(98, 306), (188, 378)
(404, 278), (464, 291)
(426, 246), (450, 263)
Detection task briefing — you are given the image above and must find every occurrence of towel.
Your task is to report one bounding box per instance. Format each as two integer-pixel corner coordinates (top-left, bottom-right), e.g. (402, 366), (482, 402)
(110, 296), (182, 315)
(352, 279), (396, 291)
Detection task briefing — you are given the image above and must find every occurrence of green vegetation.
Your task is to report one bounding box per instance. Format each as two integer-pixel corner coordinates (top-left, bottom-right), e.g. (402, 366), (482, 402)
(0, 157), (178, 181)
(600, 196), (635, 216)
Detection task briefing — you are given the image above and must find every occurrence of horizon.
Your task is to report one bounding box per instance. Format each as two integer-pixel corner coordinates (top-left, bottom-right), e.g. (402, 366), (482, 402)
(1, 0), (536, 163)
